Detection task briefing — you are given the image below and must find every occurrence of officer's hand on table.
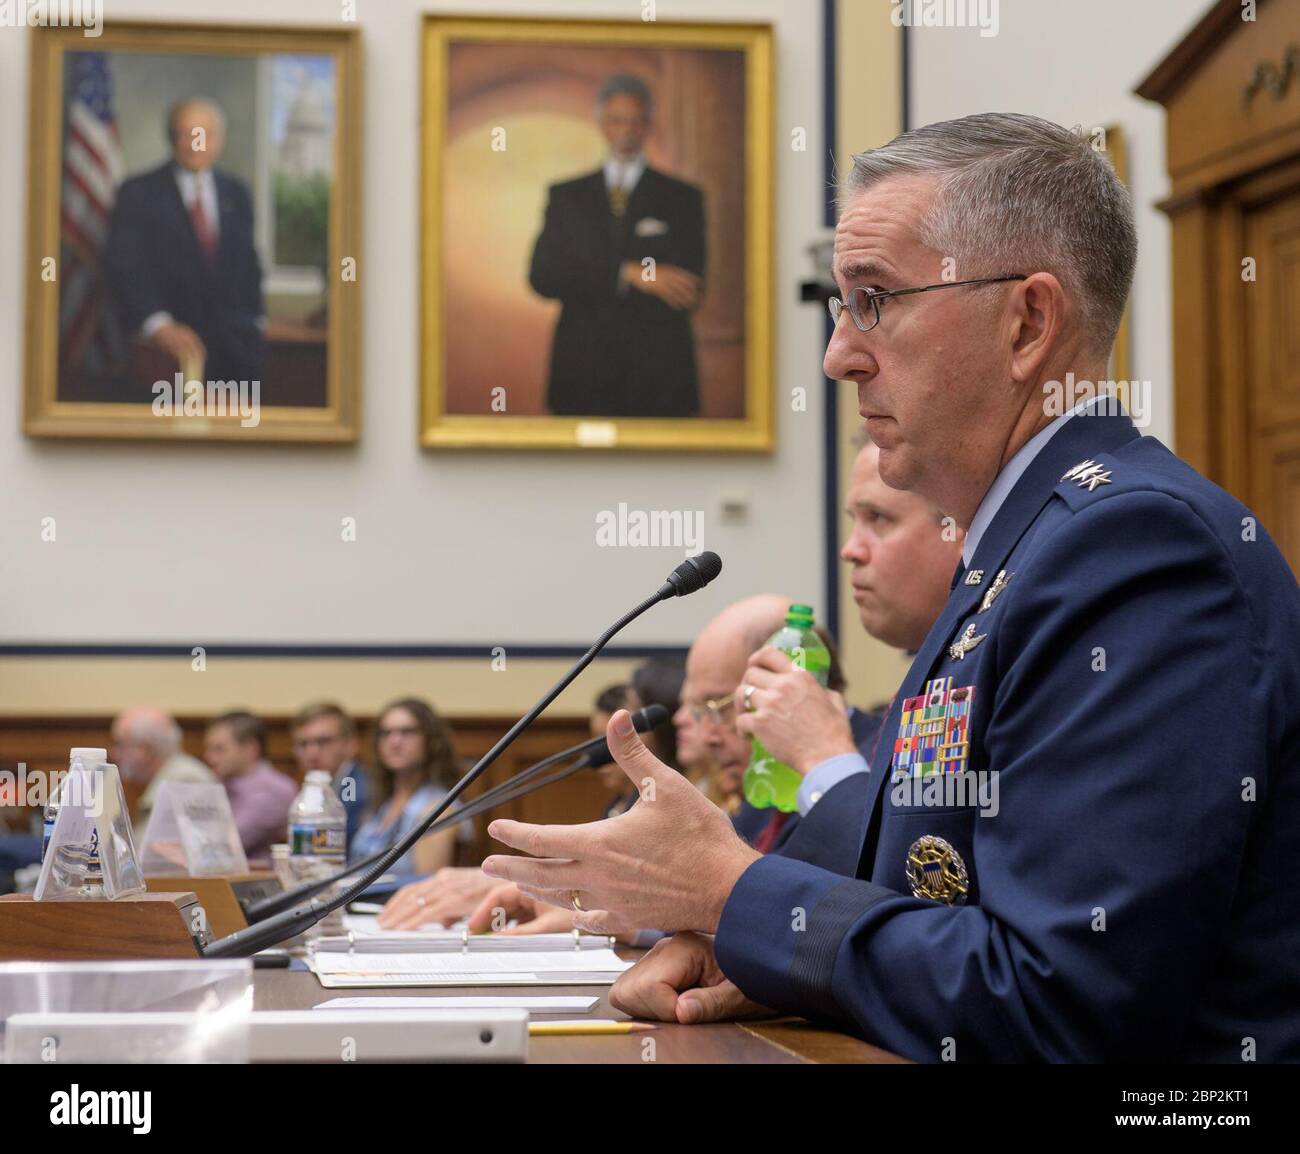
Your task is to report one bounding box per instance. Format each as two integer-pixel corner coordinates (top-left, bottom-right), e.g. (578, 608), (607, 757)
(377, 867), (496, 930)
(465, 882), (579, 936)
(734, 647), (856, 775)
(610, 932), (770, 1024)
(483, 709), (761, 936)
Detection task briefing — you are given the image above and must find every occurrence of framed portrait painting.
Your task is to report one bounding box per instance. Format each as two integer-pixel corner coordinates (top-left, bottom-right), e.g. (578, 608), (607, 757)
(23, 22), (361, 442)
(420, 16), (774, 451)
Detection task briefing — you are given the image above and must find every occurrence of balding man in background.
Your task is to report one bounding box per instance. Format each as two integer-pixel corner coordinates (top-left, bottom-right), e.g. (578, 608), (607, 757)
(110, 707), (217, 825)
(103, 95), (266, 396)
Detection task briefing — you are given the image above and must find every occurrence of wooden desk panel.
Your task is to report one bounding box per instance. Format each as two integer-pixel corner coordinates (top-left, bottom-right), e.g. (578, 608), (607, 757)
(252, 967), (903, 1064)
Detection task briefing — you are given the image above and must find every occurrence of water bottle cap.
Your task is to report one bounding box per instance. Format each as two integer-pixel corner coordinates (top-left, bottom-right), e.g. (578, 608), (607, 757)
(304, 770), (331, 783)
(786, 604), (815, 626)
(69, 747), (108, 765)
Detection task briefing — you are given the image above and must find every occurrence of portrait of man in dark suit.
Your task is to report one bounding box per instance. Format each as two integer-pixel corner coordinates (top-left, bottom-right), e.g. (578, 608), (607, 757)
(429, 22), (769, 449)
(528, 75), (706, 419)
(27, 29), (358, 441)
(102, 96), (267, 395)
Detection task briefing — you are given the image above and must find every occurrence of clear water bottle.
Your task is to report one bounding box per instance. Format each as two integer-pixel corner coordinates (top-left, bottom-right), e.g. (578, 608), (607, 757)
(288, 770), (348, 936)
(42, 747), (106, 863)
(742, 605), (832, 813)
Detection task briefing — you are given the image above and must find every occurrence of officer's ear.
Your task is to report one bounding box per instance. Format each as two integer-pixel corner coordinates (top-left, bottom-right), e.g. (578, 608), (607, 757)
(1007, 272), (1065, 384)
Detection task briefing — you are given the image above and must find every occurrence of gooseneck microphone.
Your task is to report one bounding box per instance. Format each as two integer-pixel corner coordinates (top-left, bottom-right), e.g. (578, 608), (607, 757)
(241, 704), (669, 923)
(202, 554), (721, 957)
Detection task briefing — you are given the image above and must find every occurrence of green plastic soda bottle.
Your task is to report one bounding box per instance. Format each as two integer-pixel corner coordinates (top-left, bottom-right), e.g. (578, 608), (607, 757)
(742, 604), (831, 813)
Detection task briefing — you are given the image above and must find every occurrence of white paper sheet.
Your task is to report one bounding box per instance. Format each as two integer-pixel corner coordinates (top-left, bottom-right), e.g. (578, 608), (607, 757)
(312, 995), (599, 1013)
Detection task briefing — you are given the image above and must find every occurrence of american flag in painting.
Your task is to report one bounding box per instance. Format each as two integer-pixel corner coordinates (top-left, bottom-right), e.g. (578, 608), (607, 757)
(60, 51), (124, 372)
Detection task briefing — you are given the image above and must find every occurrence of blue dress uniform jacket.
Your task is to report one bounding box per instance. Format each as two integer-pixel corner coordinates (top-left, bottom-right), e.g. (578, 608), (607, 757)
(715, 411), (1300, 1062)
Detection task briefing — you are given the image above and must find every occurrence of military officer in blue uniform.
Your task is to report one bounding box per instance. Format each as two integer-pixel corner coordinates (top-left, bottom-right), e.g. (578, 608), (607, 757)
(479, 113), (1300, 1062)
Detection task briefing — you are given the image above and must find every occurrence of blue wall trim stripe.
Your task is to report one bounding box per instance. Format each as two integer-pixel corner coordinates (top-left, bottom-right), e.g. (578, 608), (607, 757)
(0, 643), (690, 660)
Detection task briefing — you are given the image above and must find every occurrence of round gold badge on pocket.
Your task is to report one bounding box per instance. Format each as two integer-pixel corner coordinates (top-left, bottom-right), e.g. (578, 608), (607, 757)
(906, 834), (969, 906)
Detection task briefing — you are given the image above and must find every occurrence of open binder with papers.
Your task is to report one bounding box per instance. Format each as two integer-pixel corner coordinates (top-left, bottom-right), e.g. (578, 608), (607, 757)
(306, 933), (632, 989)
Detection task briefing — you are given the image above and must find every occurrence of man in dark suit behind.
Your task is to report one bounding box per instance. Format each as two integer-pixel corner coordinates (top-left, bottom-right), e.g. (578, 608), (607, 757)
(529, 74), (705, 419)
(103, 96), (266, 394)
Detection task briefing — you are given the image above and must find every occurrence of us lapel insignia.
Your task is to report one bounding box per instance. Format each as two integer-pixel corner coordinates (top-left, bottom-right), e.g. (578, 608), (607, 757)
(906, 834), (969, 906)
(979, 569), (1013, 612)
(1061, 459), (1113, 491)
(963, 568), (985, 586)
(948, 621), (986, 661)
(890, 677), (975, 782)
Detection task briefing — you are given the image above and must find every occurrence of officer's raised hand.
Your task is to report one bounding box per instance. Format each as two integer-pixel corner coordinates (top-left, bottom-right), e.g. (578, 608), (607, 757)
(482, 709), (761, 936)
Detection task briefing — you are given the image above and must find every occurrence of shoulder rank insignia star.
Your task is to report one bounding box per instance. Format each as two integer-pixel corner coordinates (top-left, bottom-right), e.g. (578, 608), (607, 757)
(948, 621), (986, 661)
(979, 569), (1013, 612)
(963, 568), (985, 586)
(1061, 459), (1113, 491)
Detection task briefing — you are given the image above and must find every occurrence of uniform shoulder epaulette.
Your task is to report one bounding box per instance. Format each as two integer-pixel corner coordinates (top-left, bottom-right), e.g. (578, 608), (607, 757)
(1054, 454), (1142, 509)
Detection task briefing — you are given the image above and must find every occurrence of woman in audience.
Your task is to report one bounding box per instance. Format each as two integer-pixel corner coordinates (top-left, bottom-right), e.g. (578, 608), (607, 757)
(350, 697), (464, 879)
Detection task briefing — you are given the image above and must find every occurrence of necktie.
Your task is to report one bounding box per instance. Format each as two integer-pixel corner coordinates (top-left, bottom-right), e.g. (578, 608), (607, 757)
(753, 810), (792, 854)
(608, 183), (627, 218)
(189, 191), (217, 262)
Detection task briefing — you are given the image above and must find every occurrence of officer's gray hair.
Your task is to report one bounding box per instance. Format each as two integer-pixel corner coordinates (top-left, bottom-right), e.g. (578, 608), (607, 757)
(596, 74), (653, 118)
(842, 113), (1136, 356)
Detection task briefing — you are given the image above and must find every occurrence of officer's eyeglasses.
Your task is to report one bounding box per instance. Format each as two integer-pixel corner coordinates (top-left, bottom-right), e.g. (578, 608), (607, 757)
(828, 274), (1027, 333)
(685, 694), (735, 728)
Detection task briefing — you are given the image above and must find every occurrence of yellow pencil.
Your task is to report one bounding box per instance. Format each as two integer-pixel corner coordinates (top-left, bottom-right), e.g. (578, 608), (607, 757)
(529, 1019), (656, 1035)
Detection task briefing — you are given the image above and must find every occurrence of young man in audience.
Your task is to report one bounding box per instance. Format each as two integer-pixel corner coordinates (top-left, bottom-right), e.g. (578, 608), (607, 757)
(110, 706), (216, 825)
(204, 710), (297, 866)
(290, 701), (369, 851)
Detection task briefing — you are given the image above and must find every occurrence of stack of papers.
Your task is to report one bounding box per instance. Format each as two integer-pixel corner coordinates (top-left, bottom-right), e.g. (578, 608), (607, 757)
(313, 996), (600, 1013)
(307, 921), (631, 988)
(308, 947), (632, 988)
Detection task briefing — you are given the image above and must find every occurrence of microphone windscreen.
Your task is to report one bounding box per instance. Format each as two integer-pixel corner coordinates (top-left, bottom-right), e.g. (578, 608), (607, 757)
(585, 703), (670, 768)
(633, 703), (670, 731)
(662, 551), (723, 598)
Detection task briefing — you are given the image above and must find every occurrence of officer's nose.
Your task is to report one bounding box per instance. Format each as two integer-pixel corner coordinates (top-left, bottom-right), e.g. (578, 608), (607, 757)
(824, 316), (876, 386)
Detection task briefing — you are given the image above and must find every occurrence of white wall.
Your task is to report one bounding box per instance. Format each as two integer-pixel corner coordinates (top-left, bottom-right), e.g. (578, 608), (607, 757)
(906, 0), (1211, 450)
(0, 0), (832, 651)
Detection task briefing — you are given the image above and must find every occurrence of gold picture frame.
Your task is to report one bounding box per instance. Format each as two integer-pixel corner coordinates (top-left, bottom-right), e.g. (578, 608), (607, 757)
(420, 15), (774, 451)
(23, 22), (362, 443)
(1102, 123), (1132, 388)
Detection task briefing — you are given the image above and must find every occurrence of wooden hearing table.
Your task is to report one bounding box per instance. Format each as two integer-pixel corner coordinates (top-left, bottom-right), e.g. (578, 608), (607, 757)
(252, 949), (908, 1064)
